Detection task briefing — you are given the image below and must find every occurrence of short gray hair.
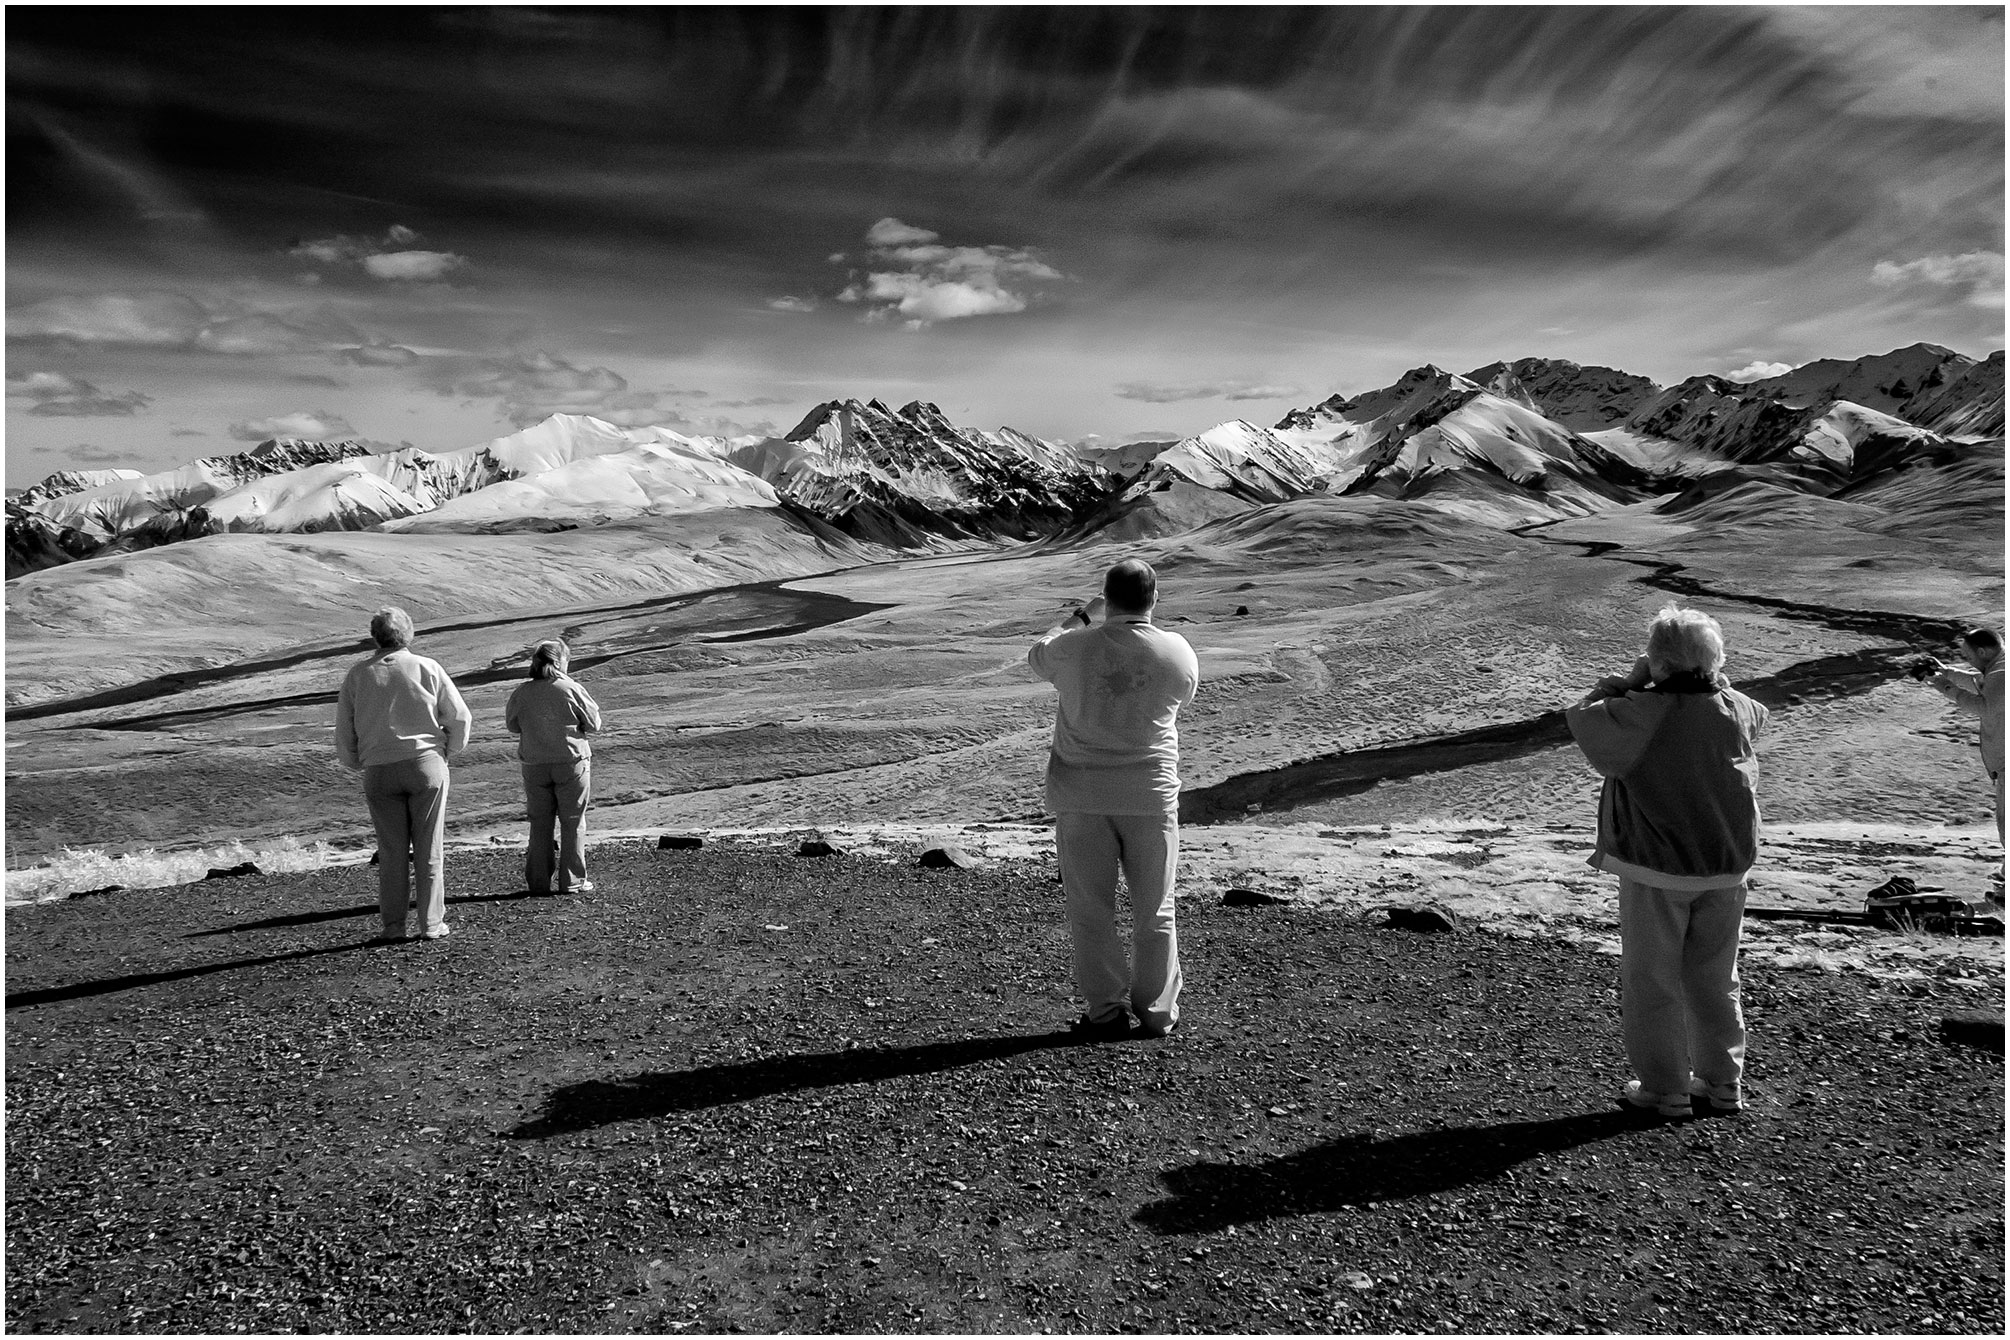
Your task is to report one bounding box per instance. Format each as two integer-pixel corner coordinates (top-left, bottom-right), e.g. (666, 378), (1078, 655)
(1646, 604), (1725, 676)
(369, 606), (414, 649)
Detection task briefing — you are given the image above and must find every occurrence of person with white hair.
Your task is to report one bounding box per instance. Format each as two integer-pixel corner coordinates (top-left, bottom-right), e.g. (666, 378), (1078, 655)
(505, 638), (603, 895)
(335, 606), (472, 943)
(1565, 605), (1769, 1119)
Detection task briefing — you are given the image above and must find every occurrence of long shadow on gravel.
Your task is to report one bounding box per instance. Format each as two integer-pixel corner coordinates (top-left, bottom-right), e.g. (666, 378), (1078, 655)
(6, 939), (385, 1010)
(182, 889), (558, 939)
(1134, 1110), (1638, 1234)
(510, 1030), (1091, 1138)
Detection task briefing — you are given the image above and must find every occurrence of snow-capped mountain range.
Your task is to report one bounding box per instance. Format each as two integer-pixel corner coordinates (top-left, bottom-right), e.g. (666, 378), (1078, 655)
(7, 342), (2000, 578)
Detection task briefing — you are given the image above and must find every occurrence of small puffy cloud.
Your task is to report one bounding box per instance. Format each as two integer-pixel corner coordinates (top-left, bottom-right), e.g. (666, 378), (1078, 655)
(363, 250), (467, 282)
(1870, 251), (2005, 308)
(866, 217), (941, 247)
(289, 225), (468, 283)
(227, 410), (357, 442)
(7, 292), (207, 347)
(289, 238), (367, 265)
(767, 295), (818, 313)
(1115, 379), (1303, 404)
(843, 272), (1026, 322)
(1724, 361), (1795, 383)
(834, 217), (1066, 328)
(6, 369), (152, 417)
(337, 340), (421, 367)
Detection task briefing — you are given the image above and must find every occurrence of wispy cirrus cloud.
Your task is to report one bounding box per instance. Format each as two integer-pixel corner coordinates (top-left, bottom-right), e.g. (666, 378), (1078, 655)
(7, 291), (364, 355)
(834, 217), (1064, 329)
(444, 350), (665, 428)
(1870, 251), (2005, 309)
(337, 340), (421, 367)
(227, 409), (357, 441)
(7, 292), (207, 347)
(1114, 379), (1302, 404)
(767, 295), (817, 313)
(57, 442), (132, 465)
(6, 369), (152, 416)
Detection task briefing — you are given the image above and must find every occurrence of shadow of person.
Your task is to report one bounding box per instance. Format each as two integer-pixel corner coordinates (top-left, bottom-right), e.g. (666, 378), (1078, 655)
(1133, 1110), (1636, 1235)
(508, 1029), (1092, 1139)
(6, 939), (379, 1010)
(183, 889), (557, 939)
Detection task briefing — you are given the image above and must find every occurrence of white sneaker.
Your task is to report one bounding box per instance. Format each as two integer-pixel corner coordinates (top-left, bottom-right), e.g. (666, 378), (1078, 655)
(422, 923), (451, 940)
(1622, 1080), (1693, 1118)
(1687, 1076), (1746, 1113)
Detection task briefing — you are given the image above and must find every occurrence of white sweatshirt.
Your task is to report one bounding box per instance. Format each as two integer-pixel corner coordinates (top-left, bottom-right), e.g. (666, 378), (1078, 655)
(1028, 615), (1200, 815)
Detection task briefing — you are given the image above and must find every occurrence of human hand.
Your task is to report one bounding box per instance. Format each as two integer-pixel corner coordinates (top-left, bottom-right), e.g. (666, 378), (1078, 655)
(1625, 655), (1654, 688)
(1082, 595), (1108, 622)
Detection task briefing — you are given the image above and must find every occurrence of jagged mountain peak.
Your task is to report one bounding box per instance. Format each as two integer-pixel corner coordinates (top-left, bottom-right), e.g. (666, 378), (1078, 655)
(1461, 357), (1662, 431)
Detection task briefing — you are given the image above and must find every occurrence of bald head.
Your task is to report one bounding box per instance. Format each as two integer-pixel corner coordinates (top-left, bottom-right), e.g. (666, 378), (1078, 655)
(1104, 559), (1158, 615)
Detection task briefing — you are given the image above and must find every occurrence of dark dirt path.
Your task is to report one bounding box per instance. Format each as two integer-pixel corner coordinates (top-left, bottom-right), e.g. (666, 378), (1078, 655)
(6, 842), (2001, 1333)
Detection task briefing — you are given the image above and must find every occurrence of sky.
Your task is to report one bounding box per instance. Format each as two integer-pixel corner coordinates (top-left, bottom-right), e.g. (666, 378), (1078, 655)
(6, 5), (2004, 481)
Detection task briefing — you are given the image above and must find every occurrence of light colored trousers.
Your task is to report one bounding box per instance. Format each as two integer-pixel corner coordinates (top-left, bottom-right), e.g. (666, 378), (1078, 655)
(362, 753), (450, 936)
(523, 759), (591, 893)
(1618, 878), (1747, 1097)
(1056, 811), (1182, 1030)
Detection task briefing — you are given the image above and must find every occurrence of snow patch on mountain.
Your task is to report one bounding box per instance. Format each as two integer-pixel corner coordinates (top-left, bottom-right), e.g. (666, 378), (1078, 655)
(15, 469), (146, 508)
(383, 439), (778, 532)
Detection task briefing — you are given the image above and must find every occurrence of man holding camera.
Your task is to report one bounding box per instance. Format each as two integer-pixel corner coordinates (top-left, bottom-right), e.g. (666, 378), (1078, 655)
(1028, 558), (1200, 1040)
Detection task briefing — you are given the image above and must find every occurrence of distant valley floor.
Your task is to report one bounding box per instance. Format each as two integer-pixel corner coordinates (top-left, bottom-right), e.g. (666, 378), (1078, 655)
(6, 495), (2000, 883)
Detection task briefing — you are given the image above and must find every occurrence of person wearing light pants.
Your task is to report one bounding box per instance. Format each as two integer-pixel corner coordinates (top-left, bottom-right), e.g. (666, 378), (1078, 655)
(1029, 559), (1200, 1040)
(335, 607), (472, 943)
(505, 638), (603, 894)
(1566, 605), (1768, 1118)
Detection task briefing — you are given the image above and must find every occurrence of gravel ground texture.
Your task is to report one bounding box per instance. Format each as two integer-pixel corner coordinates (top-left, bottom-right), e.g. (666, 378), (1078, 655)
(6, 839), (2004, 1334)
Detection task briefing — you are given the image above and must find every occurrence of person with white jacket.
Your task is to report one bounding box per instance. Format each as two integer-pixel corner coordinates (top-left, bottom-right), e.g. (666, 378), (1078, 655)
(335, 607), (472, 943)
(1028, 559), (1200, 1040)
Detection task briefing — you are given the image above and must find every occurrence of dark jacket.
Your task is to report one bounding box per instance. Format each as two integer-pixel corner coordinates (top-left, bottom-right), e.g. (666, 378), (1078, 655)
(1565, 676), (1768, 886)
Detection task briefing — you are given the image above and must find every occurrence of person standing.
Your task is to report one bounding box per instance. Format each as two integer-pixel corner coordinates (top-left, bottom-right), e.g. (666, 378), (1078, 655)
(335, 606), (472, 943)
(505, 638), (603, 895)
(1565, 605), (1768, 1118)
(1028, 558), (1200, 1040)
(1922, 627), (2005, 851)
